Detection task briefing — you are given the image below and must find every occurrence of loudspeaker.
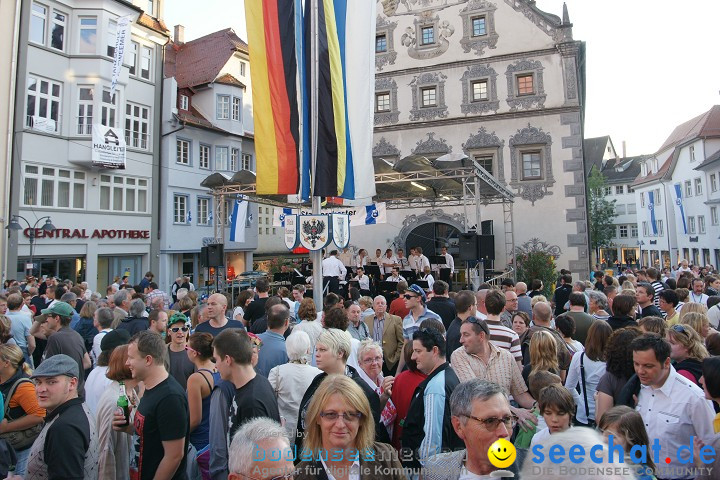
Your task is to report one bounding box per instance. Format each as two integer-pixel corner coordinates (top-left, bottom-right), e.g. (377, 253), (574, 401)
(480, 220), (494, 235)
(459, 233), (479, 261)
(199, 246), (209, 268)
(206, 243), (224, 267)
(478, 235), (495, 261)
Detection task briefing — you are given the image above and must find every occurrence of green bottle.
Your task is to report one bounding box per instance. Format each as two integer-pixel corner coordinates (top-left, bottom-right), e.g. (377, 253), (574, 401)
(117, 381), (130, 426)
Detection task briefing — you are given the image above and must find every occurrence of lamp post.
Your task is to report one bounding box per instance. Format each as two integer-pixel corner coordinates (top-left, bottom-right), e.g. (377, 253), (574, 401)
(637, 240), (645, 269)
(6, 215), (56, 277)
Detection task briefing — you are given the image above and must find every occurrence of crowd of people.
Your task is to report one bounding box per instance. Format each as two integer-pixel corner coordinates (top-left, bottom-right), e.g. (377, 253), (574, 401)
(0, 260), (720, 480)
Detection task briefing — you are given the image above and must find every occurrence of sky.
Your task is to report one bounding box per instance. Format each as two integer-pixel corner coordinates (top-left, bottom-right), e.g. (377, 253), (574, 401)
(164, 0), (720, 157)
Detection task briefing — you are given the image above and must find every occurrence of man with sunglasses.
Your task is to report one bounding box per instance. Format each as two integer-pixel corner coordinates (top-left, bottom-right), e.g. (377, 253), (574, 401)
(423, 379), (527, 479)
(167, 313), (195, 389)
(397, 284), (441, 373)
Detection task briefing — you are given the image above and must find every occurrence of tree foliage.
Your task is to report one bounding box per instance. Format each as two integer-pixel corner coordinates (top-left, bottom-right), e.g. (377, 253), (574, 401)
(587, 168), (618, 252)
(515, 250), (557, 298)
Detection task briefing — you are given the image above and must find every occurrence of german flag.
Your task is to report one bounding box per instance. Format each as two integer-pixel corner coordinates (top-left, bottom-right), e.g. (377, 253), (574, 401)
(246, 0), (304, 195)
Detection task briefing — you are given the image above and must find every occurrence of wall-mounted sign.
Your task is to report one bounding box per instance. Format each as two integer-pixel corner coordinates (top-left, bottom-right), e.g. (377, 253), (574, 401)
(23, 228), (150, 239)
(92, 125), (126, 169)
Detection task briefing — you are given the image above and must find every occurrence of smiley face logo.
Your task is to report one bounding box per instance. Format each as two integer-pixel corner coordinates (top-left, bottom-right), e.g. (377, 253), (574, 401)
(488, 438), (517, 469)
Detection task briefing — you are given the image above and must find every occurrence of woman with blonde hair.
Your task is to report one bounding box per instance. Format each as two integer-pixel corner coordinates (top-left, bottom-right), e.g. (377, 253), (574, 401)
(679, 302), (708, 323)
(530, 295), (548, 307)
(295, 374), (404, 480)
(0, 344), (45, 475)
(522, 330), (563, 388)
(666, 324), (708, 386)
(680, 311), (712, 339)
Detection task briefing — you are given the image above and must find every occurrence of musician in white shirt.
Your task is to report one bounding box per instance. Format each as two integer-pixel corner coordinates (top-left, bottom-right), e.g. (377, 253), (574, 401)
(381, 249), (398, 274)
(396, 248), (410, 270)
(356, 248), (368, 268)
(321, 250), (347, 295)
(352, 267), (371, 291)
(338, 247), (354, 267)
(415, 246), (430, 274)
(440, 246), (455, 274)
(372, 249), (383, 265)
(408, 247), (418, 272)
(385, 267), (406, 283)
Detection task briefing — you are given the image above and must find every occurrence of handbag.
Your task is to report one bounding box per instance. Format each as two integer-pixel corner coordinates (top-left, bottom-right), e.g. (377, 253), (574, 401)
(0, 378), (44, 450)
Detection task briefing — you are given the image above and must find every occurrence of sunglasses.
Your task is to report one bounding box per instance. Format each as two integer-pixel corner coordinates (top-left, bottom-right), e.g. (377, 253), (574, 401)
(170, 326), (189, 333)
(671, 324), (688, 335)
(403, 294), (419, 300)
(465, 316), (489, 335)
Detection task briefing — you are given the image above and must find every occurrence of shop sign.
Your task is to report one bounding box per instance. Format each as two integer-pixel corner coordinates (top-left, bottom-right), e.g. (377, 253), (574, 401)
(23, 228), (150, 239)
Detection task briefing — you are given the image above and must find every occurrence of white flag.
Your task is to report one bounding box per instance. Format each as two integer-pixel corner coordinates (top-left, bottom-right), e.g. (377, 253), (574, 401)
(230, 196), (248, 243)
(110, 16), (133, 99)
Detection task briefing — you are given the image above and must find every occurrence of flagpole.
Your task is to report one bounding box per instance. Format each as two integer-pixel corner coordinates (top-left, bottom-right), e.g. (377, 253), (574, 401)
(310, 0), (323, 311)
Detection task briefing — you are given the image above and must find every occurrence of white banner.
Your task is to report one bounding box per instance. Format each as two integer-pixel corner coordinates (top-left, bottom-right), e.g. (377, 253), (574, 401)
(92, 125), (126, 169)
(284, 215), (300, 250)
(110, 16), (133, 99)
(273, 203), (387, 227)
(332, 214), (350, 249)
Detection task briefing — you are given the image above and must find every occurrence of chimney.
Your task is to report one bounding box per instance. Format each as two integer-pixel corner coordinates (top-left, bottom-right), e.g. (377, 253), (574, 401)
(622, 141), (627, 158)
(174, 25), (185, 45)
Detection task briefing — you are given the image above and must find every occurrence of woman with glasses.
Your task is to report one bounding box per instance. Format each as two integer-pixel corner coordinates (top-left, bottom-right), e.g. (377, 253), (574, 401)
(666, 323), (708, 386)
(295, 374), (405, 480)
(356, 340), (396, 439)
(186, 332), (220, 480)
(166, 312), (195, 389)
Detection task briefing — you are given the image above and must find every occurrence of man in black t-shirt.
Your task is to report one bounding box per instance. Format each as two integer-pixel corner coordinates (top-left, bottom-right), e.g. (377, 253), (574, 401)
(243, 278), (271, 328)
(194, 293), (245, 337)
(114, 331), (189, 480)
(212, 328), (280, 442)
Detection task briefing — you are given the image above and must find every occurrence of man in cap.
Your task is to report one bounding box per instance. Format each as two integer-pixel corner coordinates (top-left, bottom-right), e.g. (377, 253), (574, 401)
(32, 301), (91, 396)
(397, 284), (441, 373)
(14, 354), (99, 479)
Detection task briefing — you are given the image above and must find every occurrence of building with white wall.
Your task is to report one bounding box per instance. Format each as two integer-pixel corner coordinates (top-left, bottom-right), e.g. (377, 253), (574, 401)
(6, 0), (168, 291)
(160, 27), (257, 290)
(633, 106), (720, 268)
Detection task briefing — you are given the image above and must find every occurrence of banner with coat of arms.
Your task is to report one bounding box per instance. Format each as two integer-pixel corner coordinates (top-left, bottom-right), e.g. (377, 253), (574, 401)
(299, 215), (332, 251)
(332, 214), (350, 249)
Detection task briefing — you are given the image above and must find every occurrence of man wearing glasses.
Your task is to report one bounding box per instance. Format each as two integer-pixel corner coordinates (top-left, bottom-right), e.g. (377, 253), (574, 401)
(422, 380), (527, 479)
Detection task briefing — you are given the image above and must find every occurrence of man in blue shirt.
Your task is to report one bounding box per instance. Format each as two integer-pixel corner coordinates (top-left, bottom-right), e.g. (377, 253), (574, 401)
(256, 304), (290, 377)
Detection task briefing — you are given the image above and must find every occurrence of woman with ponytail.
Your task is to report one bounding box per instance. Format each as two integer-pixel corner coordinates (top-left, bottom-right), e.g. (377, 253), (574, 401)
(0, 344), (45, 475)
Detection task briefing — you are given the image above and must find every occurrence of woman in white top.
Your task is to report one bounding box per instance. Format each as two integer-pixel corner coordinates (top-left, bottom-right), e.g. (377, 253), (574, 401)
(564, 321), (612, 426)
(554, 314), (584, 354)
(268, 331), (321, 445)
(232, 289), (254, 323)
(292, 298), (324, 351)
(356, 340), (396, 438)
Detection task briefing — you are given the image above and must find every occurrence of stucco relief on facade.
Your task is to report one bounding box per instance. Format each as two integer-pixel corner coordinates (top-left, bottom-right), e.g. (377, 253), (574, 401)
(409, 72), (449, 121)
(505, 59), (547, 111)
(462, 127), (505, 183)
(509, 124), (555, 205)
(412, 132), (452, 156)
(460, 64), (500, 115)
(375, 16), (398, 71)
(374, 77), (400, 125)
(459, 0), (499, 56)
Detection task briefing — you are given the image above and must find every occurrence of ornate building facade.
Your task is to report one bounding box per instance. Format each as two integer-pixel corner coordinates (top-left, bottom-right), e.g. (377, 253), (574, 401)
(347, 0), (588, 275)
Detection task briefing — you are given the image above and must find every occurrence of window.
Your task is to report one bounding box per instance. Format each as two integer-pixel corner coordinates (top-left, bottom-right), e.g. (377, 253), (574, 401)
(421, 26), (434, 45)
(471, 80), (488, 102)
(516, 74), (534, 96)
(688, 216), (696, 234)
(146, 0), (154, 16)
(126, 41), (138, 75)
(23, 165), (85, 209)
(615, 204), (626, 215)
(640, 193), (645, 207)
(197, 198), (211, 226)
(711, 207), (718, 226)
(199, 144), (210, 169)
(615, 185), (624, 194)
(230, 148), (240, 171)
(79, 17), (97, 54)
(711, 174), (718, 193)
(375, 93), (390, 112)
(472, 16), (486, 36)
(26, 76), (61, 132)
(375, 34), (387, 53)
(685, 180), (692, 197)
(232, 97), (242, 121)
(140, 46), (151, 79)
(698, 215), (706, 234)
(475, 155), (493, 176)
(240, 62), (246, 76)
(619, 225), (628, 238)
(173, 195), (189, 224)
(627, 203), (637, 214)
(657, 219), (664, 237)
(689, 145), (695, 162)
(125, 103), (149, 149)
(76, 86), (93, 135)
(101, 89), (117, 127)
(217, 95), (230, 119)
(241, 153), (252, 171)
(631, 225), (638, 237)
(627, 185), (634, 193)
(421, 87), (436, 107)
(215, 146), (228, 171)
(603, 186), (612, 196)
(695, 178), (703, 196)
(30, 3), (47, 45)
(49, 10), (66, 50)
(642, 221), (648, 236)
(641, 163), (647, 177)
(176, 139), (190, 165)
(521, 151), (542, 180)
(180, 94), (189, 111)
(100, 174), (148, 212)
(106, 20), (117, 57)
(654, 188), (661, 206)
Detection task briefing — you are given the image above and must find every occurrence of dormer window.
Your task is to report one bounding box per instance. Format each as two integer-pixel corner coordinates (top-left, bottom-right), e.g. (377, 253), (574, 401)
(641, 162), (647, 177)
(179, 94), (188, 111)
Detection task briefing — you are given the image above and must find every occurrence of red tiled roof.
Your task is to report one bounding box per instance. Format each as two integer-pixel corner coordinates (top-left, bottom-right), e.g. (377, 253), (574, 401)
(632, 150), (677, 187)
(656, 105), (720, 153)
(215, 73), (246, 89)
(170, 28), (248, 89)
(177, 107), (229, 134)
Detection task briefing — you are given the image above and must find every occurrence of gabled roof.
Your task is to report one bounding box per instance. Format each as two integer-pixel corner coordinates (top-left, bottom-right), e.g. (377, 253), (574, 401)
(656, 105), (720, 153)
(632, 150), (677, 187)
(583, 136), (611, 174)
(215, 73), (246, 89)
(170, 28), (248, 89)
(695, 148), (720, 171)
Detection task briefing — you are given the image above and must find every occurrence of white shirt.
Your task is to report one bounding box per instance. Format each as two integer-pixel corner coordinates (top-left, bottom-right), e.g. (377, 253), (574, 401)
(372, 255), (383, 266)
(424, 273), (435, 290)
(707, 303), (720, 329)
(408, 255), (419, 271)
(352, 274), (370, 290)
(564, 353), (606, 424)
(416, 254), (430, 273)
(386, 274), (406, 283)
(84, 365), (112, 416)
(635, 366), (715, 479)
(322, 256), (347, 279)
(91, 328), (112, 367)
(267, 362), (322, 446)
(442, 252), (455, 273)
(688, 292), (709, 305)
(396, 256), (410, 270)
(381, 255), (397, 274)
(356, 256), (368, 268)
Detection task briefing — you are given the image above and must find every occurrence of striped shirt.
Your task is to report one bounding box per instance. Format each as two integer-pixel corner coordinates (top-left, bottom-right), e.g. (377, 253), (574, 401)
(651, 281), (665, 314)
(402, 307), (442, 340)
(476, 313), (522, 364)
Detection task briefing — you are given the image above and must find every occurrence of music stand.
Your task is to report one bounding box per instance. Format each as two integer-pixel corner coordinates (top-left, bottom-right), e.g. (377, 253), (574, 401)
(401, 270), (416, 283)
(414, 280), (429, 290)
(430, 256), (446, 267)
(364, 265), (382, 279)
